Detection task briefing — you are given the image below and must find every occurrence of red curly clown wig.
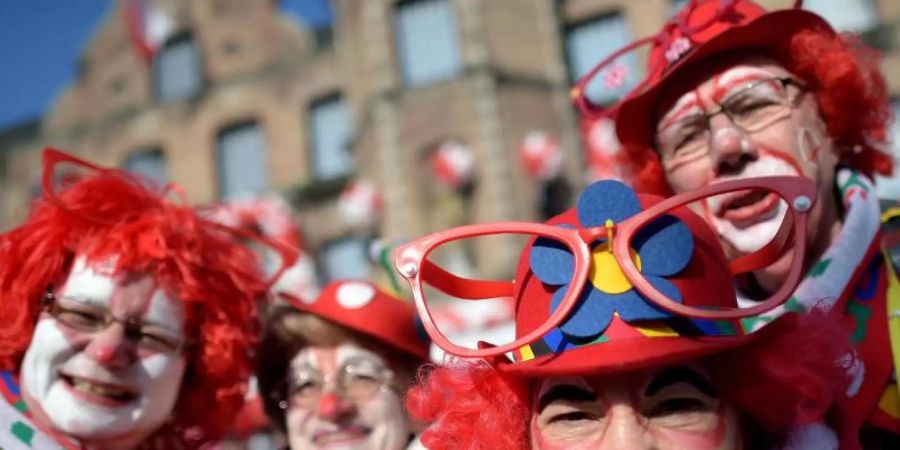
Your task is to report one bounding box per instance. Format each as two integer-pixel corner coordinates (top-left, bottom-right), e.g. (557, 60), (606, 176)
(624, 28), (893, 195)
(406, 311), (853, 450)
(0, 153), (268, 446)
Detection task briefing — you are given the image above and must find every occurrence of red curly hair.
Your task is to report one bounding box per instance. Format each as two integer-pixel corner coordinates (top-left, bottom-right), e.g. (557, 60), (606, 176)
(624, 28), (893, 195)
(406, 311), (854, 450)
(0, 159), (267, 446)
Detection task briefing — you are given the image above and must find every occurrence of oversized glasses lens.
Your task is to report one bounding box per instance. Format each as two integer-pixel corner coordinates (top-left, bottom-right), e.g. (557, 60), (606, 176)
(415, 232), (539, 355)
(623, 185), (805, 320)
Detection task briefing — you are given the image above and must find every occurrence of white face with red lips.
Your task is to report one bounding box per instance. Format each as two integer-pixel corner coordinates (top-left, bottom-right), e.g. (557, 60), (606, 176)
(19, 255), (187, 447)
(656, 57), (839, 289)
(529, 365), (741, 450)
(285, 343), (409, 450)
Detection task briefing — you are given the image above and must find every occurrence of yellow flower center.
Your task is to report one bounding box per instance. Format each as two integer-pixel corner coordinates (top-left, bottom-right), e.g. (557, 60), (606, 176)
(589, 242), (642, 294)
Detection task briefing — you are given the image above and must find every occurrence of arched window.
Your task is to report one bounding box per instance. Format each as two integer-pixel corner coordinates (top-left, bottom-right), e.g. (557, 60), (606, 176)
(216, 121), (268, 199)
(394, 0), (462, 87)
(153, 33), (203, 101)
(308, 94), (353, 180)
(124, 147), (168, 185)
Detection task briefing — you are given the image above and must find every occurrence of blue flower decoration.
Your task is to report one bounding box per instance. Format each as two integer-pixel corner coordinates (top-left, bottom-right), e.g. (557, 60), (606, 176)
(529, 180), (694, 343)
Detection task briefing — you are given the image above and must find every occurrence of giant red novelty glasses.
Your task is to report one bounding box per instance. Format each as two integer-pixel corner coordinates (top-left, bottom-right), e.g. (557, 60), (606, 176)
(395, 176), (815, 358)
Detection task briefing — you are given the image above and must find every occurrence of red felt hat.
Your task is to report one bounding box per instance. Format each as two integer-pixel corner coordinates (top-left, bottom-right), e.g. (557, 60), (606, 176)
(280, 280), (430, 360)
(498, 187), (760, 377)
(592, 0), (835, 152)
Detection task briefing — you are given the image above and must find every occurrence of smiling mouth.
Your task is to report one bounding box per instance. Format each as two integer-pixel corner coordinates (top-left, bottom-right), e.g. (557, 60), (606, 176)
(716, 190), (780, 227)
(312, 425), (371, 447)
(60, 373), (137, 405)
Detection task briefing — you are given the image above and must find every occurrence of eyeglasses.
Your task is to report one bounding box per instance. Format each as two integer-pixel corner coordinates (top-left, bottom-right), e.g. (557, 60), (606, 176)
(656, 77), (806, 164)
(281, 358), (393, 409)
(43, 292), (188, 354)
(394, 176), (816, 359)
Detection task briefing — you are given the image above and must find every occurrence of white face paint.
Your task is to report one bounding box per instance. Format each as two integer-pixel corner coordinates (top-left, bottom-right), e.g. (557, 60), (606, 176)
(20, 255), (187, 445)
(285, 343), (410, 450)
(704, 155), (799, 253)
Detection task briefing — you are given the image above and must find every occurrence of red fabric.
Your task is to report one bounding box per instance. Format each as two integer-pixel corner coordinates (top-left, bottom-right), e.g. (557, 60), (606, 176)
(407, 312), (853, 449)
(230, 397), (271, 438)
(0, 150), (267, 446)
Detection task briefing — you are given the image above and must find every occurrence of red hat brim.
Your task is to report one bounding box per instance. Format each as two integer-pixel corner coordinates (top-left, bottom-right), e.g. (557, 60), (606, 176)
(496, 319), (769, 378)
(616, 9), (835, 151)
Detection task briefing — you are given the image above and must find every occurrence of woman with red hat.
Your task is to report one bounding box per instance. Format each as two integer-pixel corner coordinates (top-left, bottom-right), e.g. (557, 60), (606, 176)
(0, 149), (270, 449)
(396, 177), (857, 449)
(257, 280), (429, 450)
(572, 0), (899, 444)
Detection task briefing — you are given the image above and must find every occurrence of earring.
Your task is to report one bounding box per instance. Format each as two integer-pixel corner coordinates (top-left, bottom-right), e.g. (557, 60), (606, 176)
(278, 400), (288, 410)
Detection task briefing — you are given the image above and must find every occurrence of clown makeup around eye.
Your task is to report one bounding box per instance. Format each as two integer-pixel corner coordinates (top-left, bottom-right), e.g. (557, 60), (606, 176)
(531, 365), (736, 450)
(20, 255), (188, 447)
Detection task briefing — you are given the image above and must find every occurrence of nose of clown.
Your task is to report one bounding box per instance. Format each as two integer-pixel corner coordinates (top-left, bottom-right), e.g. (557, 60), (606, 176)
(316, 391), (357, 422)
(85, 323), (138, 369)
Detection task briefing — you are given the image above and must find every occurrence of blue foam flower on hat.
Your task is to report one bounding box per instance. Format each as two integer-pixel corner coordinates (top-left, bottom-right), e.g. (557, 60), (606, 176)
(528, 180), (694, 342)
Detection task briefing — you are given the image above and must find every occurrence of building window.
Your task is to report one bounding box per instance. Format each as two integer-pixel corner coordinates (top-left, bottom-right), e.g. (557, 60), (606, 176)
(394, 0), (462, 87)
(804, 0), (878, 33)
(318, 236), (370, 281)
(216, 122), (268, 199)
(153, 34), (203, 101)
(564, 12), (639, 106)
(124, 148), (167, 185)
(309, 94), (353, 180)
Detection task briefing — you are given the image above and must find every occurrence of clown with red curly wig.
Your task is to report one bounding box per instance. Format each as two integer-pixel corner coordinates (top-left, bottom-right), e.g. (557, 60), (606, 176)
(398, 175), (856, 449)
(571, 0), (900, 444)
(0, 149), (270, 449)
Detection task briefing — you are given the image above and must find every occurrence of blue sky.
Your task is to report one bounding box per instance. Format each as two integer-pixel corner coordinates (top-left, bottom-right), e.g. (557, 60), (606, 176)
(0, 0), (332, 131)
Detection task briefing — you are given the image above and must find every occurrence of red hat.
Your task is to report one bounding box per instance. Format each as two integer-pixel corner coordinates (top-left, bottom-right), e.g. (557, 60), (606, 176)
(573, 0), (834, 152)
(281, 280), (430, 360)
(498, 180), (764, 377)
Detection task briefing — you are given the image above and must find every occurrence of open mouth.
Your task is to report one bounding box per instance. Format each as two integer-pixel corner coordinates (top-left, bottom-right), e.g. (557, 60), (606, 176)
(60, 372), (137, 406)
(715, 190), (780, 228)
(312, 425), (371, 447)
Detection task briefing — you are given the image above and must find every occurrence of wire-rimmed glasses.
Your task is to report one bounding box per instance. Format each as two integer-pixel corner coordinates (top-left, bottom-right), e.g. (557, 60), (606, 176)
(43, 292), (188, 354)
(656, 77), (806, 164)
(395, 176), (815, 359)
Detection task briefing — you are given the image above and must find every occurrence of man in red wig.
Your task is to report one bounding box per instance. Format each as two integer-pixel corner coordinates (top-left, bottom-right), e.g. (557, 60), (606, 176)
(571, 0), (899, 443)
(399, 178), (855, 449)
(0, 149), (269, 449)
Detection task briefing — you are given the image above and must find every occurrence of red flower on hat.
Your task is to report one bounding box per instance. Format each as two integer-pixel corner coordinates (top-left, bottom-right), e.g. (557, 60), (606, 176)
(528, 180), (693, 342)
